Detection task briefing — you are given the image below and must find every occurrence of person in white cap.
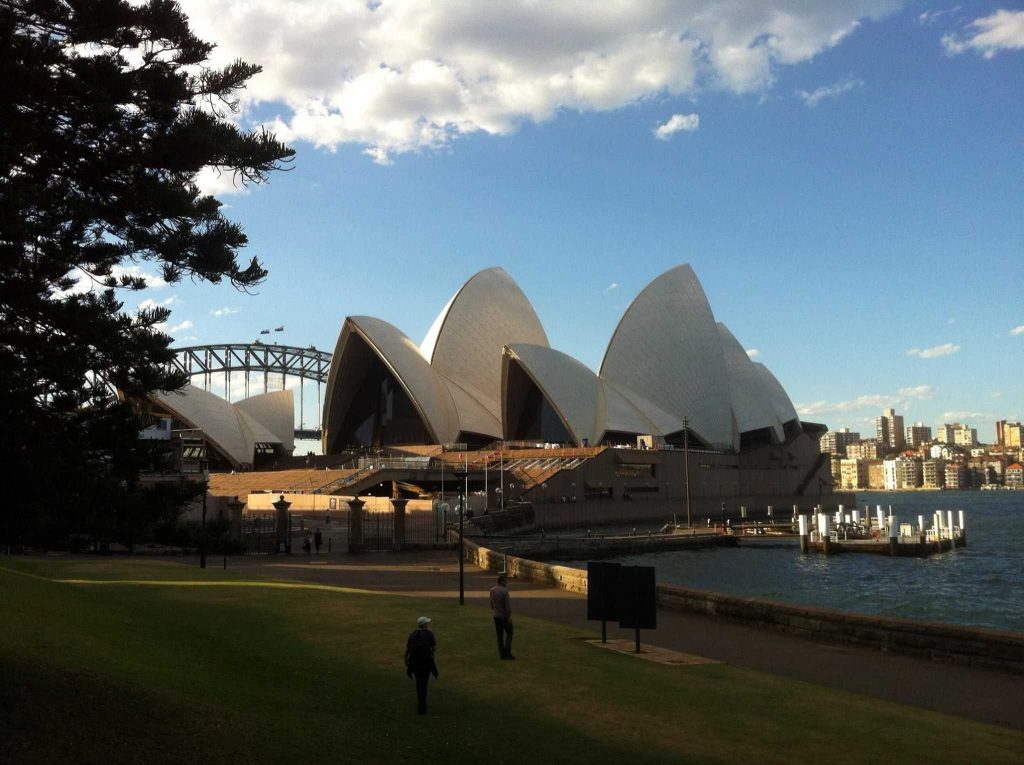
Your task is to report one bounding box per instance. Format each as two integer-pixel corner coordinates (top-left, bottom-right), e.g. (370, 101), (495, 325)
(404, 616), (438, 714)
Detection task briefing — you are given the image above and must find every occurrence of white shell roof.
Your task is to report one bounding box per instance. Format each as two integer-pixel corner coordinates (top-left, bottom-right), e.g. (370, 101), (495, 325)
(440, 375), (502, 439)
(332, 316), (459, 444)
(505, 344), (600, 445)
(754, 363), (801, 427)
(236, 390), (295, 452)
(154, 384), (284, 469)
(421, 268), (549, 421)
(599, 264), (733, 449)
(598, 380), (664, 440)
(716, 323), (783, 442)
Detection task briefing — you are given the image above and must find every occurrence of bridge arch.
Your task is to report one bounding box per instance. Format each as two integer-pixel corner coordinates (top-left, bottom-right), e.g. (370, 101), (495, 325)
(170, 343), (333, 441)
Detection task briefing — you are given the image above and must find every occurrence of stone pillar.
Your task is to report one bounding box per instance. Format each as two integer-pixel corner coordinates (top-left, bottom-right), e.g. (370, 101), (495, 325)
(348, 497), (365, 553)
(226, 495), (245, 536)
(392, 498), (409, 550)
(272, 495), (291, 554)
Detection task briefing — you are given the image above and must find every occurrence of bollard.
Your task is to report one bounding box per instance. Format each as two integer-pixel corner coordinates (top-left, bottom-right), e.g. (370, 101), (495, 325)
(852, 509), (860, 526)
(876, 505), (885, 532)
(888, 515), (898, 557)
(947, 510), (956, 549)
(959, 510), (967, 547)
(767, 505), (773, 520)
(918, 514), (925, 534)
(819, 513), (832, 555)
(741, 505), (747, 519)
(798, 515), (809, 554)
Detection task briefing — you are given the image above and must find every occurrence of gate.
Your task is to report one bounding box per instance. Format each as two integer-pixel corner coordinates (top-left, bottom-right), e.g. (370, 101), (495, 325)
(348, 505), (451, 552)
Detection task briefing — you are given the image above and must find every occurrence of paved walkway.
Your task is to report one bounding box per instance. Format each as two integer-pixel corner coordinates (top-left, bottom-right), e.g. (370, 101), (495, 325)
(219, 550), (1024, 730)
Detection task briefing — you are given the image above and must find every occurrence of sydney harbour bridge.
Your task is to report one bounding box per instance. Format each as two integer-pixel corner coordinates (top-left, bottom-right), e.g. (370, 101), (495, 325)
(170, 343), (331, 441)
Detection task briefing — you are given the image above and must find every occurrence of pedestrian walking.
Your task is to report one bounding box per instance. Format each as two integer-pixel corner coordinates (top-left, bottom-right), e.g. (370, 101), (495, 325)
(303, 531), (312, 556)
(314, 528), (323, 555)
(405, 616), (438, 714)
(489, 574), (514, 659)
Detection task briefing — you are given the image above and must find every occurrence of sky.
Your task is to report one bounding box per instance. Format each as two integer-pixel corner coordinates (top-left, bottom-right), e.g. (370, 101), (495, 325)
(128, 1), (1022, 444)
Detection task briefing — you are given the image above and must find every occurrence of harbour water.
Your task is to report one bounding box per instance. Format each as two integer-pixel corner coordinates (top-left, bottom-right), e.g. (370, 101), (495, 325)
(574, 491), (1024, 633)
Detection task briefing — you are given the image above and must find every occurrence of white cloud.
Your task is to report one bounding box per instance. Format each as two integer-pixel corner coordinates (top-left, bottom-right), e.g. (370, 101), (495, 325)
(795, 76), (863, 107)
(195, 166), (252, 197)
(112, 264), (167, 290)
(941, 410), (987, 422)
(918, 7), (960, 26)
(906, 343), (959, 359)
(157, 319), (194, 336)
(211, 306), (241, 317)
(745, 348), (761, 358)
(179, 0), (899, 163)
(992, 391), (1004, 399)
(897, 385), (934, 399)
(942, 9), (1024, 58)
(138, 295), (179, 311)
(796, 384), (934, 417)
(603, 282), (620, 294)
(1010, 324), (1024, 336)
(654, 113), (699, 140)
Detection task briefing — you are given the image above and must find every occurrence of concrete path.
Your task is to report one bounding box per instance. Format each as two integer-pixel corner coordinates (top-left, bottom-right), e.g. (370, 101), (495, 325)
(217, 550), (1024, 730)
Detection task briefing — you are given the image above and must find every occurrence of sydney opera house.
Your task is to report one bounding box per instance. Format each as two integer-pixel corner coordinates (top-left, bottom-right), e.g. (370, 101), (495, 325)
(162, 264), (842, 525)
(322, 265), (803, 454)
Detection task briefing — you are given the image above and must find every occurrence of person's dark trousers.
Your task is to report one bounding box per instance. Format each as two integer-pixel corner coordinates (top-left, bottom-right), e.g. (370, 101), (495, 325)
(493, 617), (514, 658)
(414, 669), (430, 714)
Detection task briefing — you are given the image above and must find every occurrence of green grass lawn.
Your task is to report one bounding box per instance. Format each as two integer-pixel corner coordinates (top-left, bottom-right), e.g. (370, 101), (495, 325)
(2, 558), (1022, 765)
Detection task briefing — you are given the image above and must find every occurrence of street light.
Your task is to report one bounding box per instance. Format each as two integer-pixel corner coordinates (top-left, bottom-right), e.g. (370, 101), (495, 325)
(683, 416), (692, 528)
(454, 469), (468, 605)
(199, 460), (209, 569)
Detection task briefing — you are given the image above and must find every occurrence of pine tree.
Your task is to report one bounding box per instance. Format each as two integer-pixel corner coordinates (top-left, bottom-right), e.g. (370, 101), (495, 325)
(0, 0), (294, 547)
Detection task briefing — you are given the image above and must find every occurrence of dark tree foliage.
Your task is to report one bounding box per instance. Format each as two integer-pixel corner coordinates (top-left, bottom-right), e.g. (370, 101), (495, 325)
(0, 0), (294, 547)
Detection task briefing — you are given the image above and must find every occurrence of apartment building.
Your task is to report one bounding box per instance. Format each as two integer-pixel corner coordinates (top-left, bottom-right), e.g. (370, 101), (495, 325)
(905, 422), (932, 448)
(819, 428), (861, 456)
(846, 440), (880, 460)
(922, 459), (945, 489)
(953, 425), (978, 447)
(839, 458), (868, 490)
(1007, 463), (1023, 489)
(883, 456), (921, 490)
(944, 461), (966, 489)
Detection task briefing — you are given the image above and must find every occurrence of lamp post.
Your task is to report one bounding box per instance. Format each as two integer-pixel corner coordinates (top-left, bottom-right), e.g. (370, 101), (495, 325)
(683, 416), (692, 528)
(454, 469), (468, 605)
(199, 460), (209, 569)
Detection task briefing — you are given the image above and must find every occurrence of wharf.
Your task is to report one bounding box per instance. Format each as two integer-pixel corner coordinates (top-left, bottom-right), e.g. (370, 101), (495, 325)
(810, 532), (965, 557)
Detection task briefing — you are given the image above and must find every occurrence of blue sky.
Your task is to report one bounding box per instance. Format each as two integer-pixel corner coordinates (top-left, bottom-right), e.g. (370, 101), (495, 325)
(137, 1), (1022, 443)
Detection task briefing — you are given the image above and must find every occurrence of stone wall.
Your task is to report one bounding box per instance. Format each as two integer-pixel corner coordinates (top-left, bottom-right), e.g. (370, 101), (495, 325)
(463, 539), (1024, 674)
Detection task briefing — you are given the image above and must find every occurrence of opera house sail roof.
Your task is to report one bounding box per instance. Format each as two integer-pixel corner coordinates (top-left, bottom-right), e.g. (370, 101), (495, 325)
(321, 264), (804, 454)
(152, 384), (293, 470)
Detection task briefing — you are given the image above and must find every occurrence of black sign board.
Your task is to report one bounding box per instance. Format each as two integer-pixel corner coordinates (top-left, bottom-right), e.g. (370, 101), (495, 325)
(587, 561), (621, 621)
(617, 565), (657, 630)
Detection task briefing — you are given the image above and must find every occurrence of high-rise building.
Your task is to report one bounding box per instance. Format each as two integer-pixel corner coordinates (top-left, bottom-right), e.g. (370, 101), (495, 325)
(1004, 422), (1023, 449)
(846, 440), (880, 460)
(839, 458), (868, 490)
(883, 408), (905, 451)
(936, 423), (956, 444)
(996, 420), (1007, 446)
(819, 427), (860, 456)
(922, 459), (945, 489)
(905, 422), (932, 448)
(945, 462), (966, 489)
(953, 425), (978, 447)
(883, 456), (920, 490)
(875, 415), (890, 448)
